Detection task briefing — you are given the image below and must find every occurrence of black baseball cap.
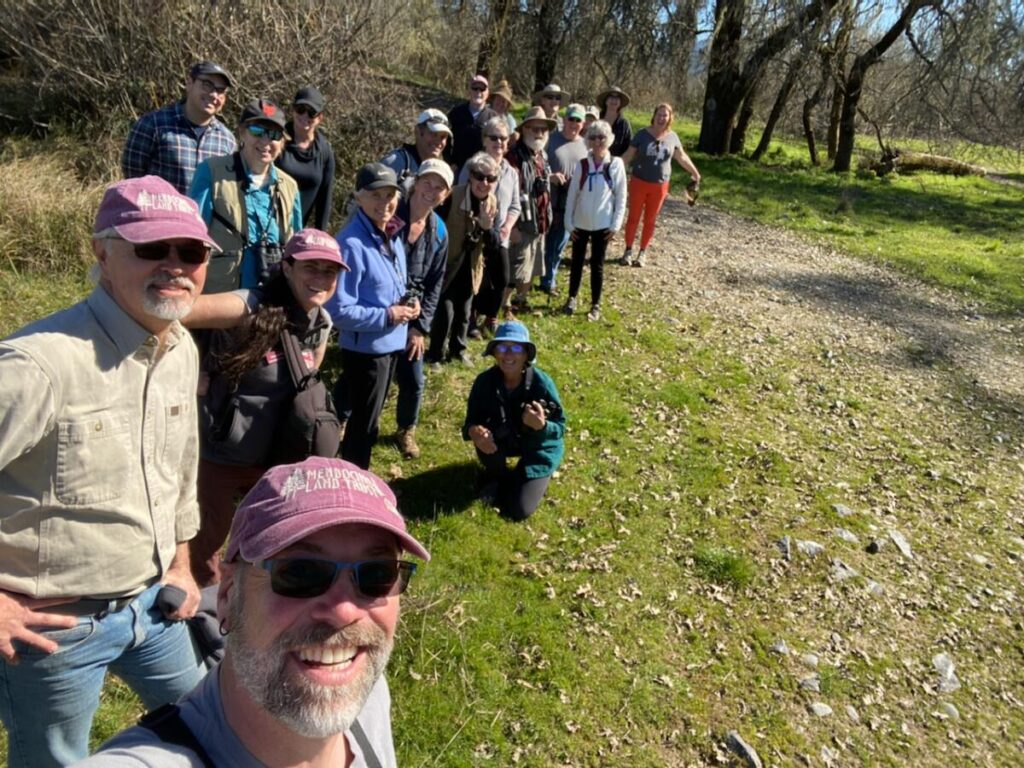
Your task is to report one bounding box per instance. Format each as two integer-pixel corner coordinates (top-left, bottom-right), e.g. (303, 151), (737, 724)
(355, 163), (400, 192)
(239, 99), (287, 130)
(293, 86), (325, 113)
(189, 61), (235, 89)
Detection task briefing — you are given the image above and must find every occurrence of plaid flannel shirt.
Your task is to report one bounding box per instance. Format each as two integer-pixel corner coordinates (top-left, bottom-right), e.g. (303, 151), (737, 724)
(122, 101), (236, 194)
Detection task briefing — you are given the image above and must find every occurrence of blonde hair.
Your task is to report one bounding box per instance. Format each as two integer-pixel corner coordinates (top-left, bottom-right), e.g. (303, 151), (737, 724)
(651, 103), (674, 127)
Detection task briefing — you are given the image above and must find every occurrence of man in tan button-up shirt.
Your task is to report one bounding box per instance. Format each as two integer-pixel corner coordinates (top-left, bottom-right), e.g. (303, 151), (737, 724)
(0, 176), (221, 768)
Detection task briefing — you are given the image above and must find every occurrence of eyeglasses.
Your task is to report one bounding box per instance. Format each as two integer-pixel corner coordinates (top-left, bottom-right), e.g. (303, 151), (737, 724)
(133, 242), (210, 265)
(248, 124), (284, 141)
(470, 85), (488, 92)
(471, 171), (498, 183)
(294, 105), (319, 118)
(587, 135), (608, 142)
(544, 95), (562, 102)
(255, 558), (417, 599)
(486, 134), (509, 143)
(567, 117), (583, 123)
(197, 77), (229, 96)
(494, 343), (525, 354)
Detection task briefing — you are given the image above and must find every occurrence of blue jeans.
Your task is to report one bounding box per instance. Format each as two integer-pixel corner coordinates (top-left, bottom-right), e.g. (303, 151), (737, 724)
(0, 583), (204, 768)
(541, 212), (570, 290)
(395, 351), (424, 430)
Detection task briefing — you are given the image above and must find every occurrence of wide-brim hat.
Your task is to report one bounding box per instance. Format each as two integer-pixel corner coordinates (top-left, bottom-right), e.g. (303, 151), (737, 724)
(532, 83), (569, 104)
(597, 86), (631, 111)
(488, 79), (515, 105)
(483, 320), (536, 361)
(516, 106), (556, 132)
(226, 457), (430, 563)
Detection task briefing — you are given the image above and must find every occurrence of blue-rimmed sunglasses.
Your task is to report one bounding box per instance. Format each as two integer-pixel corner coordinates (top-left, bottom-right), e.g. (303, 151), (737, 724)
(247, 124), (284, 141)
(494, 343), (525, 354)
(254, 558), (416, 599)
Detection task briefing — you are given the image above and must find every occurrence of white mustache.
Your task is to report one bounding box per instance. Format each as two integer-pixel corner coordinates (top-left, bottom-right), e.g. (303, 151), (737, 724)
(145, 273), (196, 292)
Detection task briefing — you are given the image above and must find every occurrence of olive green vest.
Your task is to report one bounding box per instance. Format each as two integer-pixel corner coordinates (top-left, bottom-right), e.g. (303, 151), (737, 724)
(203, 153), (299, 294)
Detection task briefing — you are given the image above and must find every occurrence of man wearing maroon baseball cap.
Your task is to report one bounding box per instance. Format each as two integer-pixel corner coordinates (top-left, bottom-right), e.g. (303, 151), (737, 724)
(0, 175), (216, 766)
(81, 457), (428, 767)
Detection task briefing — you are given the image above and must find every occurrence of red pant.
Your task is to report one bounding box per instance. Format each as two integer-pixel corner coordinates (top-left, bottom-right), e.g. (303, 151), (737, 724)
(624, 177), (670, 250)
(191, 459), (267, 586)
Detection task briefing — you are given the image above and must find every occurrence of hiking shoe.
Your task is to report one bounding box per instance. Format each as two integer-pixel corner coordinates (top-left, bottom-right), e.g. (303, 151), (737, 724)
(620, 248), (633, 266)
(512, 293), (532, 310)
(338, 419), (348, 446)
(452, 351), (474, 367)
(396, 427), (421, 460)
(467, 327), (483, 340)
(562, 297), (577, 315)
(485, 316), (499, 335)
(633, 249), (647, 267)
(587, 304), (601, 322)
(426, 357), (443, 373)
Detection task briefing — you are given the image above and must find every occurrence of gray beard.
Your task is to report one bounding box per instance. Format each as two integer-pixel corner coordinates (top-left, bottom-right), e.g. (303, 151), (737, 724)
(226, 585), (393, 738)
(142, 274), (196, 321)
(524, 134), (547, 152)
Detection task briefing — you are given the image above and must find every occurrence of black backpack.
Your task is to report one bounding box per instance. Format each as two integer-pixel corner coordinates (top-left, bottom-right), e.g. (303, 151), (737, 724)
(269, 329), (341, 464)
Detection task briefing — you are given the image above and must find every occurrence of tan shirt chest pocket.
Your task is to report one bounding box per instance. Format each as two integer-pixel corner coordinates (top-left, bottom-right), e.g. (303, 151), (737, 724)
(56, 413), (132, 505)
(162, 399), (195, 464)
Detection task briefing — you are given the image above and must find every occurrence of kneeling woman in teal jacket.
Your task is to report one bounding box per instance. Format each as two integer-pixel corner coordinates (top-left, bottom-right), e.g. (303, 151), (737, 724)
(463, 321), (565, 520)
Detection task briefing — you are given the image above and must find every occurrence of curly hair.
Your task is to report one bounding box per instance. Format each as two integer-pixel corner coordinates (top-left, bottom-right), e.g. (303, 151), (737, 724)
(212, 266), (301, 387)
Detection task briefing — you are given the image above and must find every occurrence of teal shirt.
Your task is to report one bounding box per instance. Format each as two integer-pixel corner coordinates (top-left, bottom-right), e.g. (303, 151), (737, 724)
(190, 160), (303, 288)
(463, 365), (566, 479)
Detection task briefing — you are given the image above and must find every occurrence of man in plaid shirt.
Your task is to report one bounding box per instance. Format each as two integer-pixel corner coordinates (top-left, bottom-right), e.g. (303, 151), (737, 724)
(122, 61), (238, 194)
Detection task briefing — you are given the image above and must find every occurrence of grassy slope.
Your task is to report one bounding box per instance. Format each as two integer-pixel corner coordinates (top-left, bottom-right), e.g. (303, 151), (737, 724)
(0, 120), (1021, 765)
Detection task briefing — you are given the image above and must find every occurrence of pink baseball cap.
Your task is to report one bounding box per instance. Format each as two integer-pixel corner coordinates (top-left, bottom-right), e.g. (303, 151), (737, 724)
(284, 228), (349, 270)
(470, 74), (489, 88)
(225, 457), (430, 563)
(94, 176), (220, 251)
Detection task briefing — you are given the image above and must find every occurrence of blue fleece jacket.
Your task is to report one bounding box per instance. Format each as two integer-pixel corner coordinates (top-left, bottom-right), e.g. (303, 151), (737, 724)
(328, 210), (409, 355)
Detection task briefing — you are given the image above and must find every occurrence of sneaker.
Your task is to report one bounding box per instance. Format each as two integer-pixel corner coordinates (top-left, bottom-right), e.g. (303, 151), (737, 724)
(468, 327), (483, 340)
(502, 306), (516, 321)
(633, 249), (647, 267)
(620, 248), (633, 266)
(562, 297), (577, 315)
(452, 351), (474, 367)
(426, 357), (443, 373)
(587, 304), (601, 322)
(395, 427), (421, 460)
(512, 293), (532, 310)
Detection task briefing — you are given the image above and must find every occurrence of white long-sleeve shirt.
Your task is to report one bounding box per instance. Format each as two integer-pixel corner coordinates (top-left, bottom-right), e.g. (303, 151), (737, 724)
(564, 153), (627, 234)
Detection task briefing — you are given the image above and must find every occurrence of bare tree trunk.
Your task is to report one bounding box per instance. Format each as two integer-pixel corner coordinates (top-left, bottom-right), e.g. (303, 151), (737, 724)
(825, 0), (853, 159)
(731, 71), (764, 153)
(833, 0), (935, 172)
(476, 0), (512, 78)
(803, 77), (825, 166)
(534, 0), (565, 90)
(667, 0), (700, 107)
(752, 56), (806, 161)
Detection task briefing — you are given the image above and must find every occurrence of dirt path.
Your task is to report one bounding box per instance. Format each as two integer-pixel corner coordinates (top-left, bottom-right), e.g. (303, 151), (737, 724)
(603, 199), (1024, 765)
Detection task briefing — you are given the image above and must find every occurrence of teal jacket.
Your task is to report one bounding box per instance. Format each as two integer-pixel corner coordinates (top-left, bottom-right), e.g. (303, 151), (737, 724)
(463, 365), (565, 479)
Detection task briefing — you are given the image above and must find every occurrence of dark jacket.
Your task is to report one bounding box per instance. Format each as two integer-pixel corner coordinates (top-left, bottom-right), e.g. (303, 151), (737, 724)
(446, 101), (484, 171)
(390, 197), (448, 336)
(463, 365), (565, 479)
(276, 127), (336, 230)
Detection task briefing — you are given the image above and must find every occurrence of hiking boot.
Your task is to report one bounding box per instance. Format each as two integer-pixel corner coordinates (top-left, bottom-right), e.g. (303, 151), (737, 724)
(512, 293), (532, 310)
(620, 248), (633, 266)
(562, 297), (577, 315)
(396, 427), (421, 460)
(338, 419), (348, 446)
(587, 304), (601, 322)
(502, 306), (516, 320)
(633, 249), (647, 267)
(452, 351), (474, 367)
(468, 327), (483, 340)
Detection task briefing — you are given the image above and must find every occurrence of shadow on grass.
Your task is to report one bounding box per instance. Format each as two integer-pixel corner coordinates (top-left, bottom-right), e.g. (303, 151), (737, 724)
(391, 460), (479, 521)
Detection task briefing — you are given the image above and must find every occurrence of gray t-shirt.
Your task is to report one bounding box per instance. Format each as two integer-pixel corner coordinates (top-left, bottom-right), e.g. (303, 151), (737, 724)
(72, 666), (397, 767)
(546, 133), (586, 212)
(629, 128), (683, 184)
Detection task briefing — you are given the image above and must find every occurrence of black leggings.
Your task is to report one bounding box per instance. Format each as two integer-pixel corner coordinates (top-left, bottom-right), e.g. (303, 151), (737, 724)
(476, 449), (551, 521)
(568, 229), (608, 305)
(474, 243), (509, 319)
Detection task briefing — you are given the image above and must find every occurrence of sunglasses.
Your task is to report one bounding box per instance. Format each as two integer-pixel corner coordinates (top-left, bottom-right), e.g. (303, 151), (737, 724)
(197, 77), (229, 95)
(255, 558), (417, 599)
(471, 171), (498, 183)
(494, 342), (525, 354)
(587, 135), (608, 142)
(134, 242), (210, 265)
(567, 117), (583, 123)
(248, 124), (284, 141)
(294, 105), (319, 118)
(470, 85), (488, 92)
(486, 134), (509, 142)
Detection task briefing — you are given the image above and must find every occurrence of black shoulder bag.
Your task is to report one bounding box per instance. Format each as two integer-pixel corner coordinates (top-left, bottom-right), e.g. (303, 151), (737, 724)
(269, 329), (341, 465)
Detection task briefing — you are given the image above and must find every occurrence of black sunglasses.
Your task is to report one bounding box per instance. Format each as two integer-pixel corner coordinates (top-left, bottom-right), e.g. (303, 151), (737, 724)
(255, 558), (417, 599)
(294, 104), (319, 118)
(248, 124), (284, 141)
(470, 85), (488, 92)
(486, 134), (508, 142)
(134, 242), (210, 265)
(471, 171), (498, 183)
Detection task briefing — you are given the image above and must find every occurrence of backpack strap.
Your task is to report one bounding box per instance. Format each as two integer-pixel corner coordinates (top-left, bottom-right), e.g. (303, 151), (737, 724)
(278, 329), (313, 391)
(138, 704), (215, 768)
(578, 157), (612, 191)
(350, 718), (384, 768)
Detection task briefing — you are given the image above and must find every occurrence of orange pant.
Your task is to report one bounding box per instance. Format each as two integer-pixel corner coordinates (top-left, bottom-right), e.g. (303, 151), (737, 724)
(624, 176), (670, 250)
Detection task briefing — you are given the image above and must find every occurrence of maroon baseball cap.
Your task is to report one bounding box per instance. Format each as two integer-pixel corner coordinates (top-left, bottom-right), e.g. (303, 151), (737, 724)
(225, 458), (430, 563)
(284, 229), (349, 270)
(93, 176), (219, 250)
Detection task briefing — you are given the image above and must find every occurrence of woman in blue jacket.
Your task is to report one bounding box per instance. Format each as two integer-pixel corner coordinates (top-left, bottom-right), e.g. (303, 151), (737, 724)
(463, 321), (565, 521)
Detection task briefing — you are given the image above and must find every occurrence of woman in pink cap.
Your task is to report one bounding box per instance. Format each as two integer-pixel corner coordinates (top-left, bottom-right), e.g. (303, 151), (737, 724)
(182, 229), (347, 586)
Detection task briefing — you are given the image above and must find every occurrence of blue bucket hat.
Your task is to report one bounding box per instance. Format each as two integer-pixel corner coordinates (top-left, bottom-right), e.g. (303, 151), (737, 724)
(483, 320), (536, 361)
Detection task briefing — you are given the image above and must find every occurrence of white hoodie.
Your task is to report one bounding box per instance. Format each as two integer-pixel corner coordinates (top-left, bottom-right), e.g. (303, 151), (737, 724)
(564, 152), (627, 234)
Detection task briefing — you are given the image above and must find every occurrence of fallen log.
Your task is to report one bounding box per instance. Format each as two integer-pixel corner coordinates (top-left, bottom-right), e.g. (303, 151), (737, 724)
(871, 151), (986, 177)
